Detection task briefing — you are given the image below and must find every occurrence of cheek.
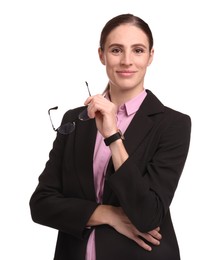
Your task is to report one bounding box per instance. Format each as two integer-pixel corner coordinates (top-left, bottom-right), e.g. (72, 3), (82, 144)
(105, 56), (119, 68)
(141, 55), (153, 67)
(136, 59), (149, 70)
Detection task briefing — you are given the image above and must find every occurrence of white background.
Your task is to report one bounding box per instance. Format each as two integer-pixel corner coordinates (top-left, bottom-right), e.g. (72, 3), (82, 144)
(1, 0), (219, 259)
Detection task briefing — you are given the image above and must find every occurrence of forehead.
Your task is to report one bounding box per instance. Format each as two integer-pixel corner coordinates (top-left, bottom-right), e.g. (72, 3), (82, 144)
(105, 24), (149, 47)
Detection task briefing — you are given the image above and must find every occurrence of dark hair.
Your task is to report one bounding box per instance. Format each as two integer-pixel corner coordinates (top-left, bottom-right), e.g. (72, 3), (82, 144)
(99, 13), (154, 51)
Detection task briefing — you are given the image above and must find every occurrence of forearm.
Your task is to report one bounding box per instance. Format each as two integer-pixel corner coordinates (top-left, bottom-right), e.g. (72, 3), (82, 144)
(107, 159), (164, 232)
(87, 205), (114, 226)
(109, 139), (129, 171)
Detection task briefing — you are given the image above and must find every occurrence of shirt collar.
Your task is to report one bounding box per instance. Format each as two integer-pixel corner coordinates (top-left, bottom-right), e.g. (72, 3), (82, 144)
(118, 90), (147, 116)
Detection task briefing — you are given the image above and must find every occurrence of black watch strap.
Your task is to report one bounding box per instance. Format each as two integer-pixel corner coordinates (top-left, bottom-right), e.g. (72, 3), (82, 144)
(104, 130), (124, 146)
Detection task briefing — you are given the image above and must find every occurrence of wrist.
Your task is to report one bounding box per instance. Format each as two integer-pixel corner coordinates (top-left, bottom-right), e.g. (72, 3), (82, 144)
(104, 129), (125, 146)
(97, 205), (115, 226)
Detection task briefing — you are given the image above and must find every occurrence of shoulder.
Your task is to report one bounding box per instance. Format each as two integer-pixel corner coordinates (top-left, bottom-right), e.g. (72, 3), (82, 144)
(164, 106), (191, 125)
(154, 105), (192, 145)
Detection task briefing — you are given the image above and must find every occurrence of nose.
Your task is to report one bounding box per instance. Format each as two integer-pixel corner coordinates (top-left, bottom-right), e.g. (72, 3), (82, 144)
(120, 51), (133, 66)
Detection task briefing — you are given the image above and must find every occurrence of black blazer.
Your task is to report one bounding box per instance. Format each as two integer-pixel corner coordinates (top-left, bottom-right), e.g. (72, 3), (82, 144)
(30, 90), (191, 260)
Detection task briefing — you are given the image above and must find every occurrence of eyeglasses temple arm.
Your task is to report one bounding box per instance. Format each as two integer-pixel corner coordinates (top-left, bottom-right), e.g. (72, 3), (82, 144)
(48, 106), (58, 131)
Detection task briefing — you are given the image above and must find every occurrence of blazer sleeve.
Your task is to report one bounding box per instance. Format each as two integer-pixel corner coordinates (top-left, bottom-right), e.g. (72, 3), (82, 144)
(29, 110), (98, 239)
(107, 111), (191, 232)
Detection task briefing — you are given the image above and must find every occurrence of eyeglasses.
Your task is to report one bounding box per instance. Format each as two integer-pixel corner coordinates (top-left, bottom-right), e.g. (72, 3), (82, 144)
(48, 106), (76, 135)
(48, 82), (92, 135)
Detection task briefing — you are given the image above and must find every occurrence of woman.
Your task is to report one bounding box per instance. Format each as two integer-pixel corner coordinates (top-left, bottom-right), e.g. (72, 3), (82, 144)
(30, 13), (191, 260)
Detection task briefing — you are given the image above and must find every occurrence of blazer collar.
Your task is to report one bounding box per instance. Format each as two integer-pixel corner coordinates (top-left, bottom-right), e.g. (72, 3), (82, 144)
(143, 89), (165, 116)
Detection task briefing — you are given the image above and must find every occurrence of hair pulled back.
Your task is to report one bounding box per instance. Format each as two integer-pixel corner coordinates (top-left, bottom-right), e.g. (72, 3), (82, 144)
(99, 14), (154, 51)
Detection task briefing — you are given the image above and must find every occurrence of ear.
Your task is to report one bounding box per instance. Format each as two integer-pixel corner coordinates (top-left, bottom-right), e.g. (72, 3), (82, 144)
(98, 47), (105, 65)
(147, 48), (154, 66)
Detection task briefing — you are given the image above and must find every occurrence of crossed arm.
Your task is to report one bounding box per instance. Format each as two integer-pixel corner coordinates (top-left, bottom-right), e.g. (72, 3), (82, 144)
(87, 204), (162, 251)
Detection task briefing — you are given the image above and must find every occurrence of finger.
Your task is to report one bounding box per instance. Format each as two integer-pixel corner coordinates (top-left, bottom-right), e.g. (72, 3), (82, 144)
(86, 103), (95, 119)
(132, 236), (152, 251)
(148, 229), (162, 240)
(140, 233), (160, 246)
(87, 99), (103, 118)
(84, 96), (93, 106)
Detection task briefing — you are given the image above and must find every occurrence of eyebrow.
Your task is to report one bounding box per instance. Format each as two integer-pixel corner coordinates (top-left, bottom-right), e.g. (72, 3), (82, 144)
(108, 43), (148, 49)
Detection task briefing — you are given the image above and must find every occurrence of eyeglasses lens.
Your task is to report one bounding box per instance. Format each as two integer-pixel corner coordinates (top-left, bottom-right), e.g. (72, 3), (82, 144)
(78, 108), (90, 121)
(57, 122), (76, 135)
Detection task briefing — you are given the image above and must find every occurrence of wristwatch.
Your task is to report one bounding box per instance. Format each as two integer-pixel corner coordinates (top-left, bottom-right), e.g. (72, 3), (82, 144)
(104, 129), (125, 146)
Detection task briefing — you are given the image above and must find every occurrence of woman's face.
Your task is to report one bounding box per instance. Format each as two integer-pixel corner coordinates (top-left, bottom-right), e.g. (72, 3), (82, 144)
(99, 24), (154, 94)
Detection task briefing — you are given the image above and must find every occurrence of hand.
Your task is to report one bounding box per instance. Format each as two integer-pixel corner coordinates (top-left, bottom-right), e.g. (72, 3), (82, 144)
(107, 206), (162, 251)
(84, 94), (118, 138)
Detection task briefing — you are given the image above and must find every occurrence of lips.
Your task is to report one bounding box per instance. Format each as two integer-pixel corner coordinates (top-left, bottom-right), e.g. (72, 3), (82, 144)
(116, 70), (137, 76)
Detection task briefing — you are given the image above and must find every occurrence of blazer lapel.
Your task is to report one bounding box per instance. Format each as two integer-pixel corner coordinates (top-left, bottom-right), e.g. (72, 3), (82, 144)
(124, 90), (165, 155)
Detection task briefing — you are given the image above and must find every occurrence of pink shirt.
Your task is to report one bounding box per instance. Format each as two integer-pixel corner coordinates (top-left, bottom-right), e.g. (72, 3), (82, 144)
(85, 90), (147, 260)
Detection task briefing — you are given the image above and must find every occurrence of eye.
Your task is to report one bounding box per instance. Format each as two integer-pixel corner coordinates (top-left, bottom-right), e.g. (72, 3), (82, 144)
(111, 47), (122, 55)
(134, 48), (145, 54)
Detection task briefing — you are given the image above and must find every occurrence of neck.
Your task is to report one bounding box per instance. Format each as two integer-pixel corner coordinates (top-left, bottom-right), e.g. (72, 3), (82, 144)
(108, 84), (145, 106)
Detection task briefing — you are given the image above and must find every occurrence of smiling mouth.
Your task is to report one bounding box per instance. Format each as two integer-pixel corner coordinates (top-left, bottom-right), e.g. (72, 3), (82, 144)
(116, 70), (136, 76)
